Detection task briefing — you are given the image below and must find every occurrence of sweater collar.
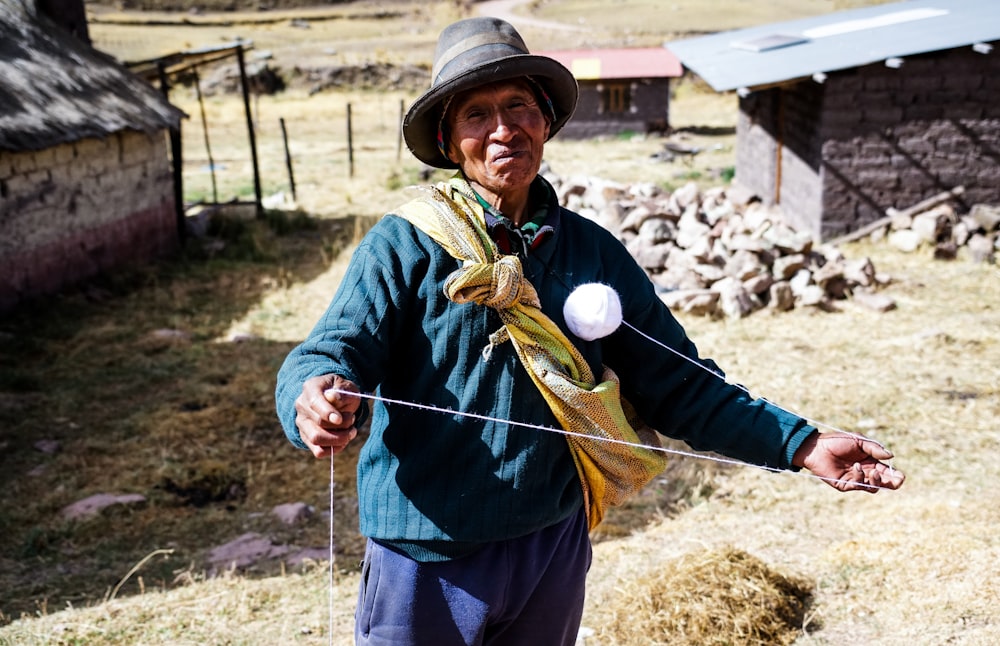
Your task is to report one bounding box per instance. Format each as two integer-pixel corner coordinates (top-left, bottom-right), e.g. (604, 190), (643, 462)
(459, 174), (559, 259)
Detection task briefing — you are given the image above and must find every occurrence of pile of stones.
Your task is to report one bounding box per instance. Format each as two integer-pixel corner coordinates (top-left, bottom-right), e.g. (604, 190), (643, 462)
(878, 201), (999, 264)
(545, 171), (897, 318)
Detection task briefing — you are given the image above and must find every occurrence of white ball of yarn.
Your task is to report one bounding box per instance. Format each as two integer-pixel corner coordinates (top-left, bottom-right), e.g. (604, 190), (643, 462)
(563, 283), (623, 341)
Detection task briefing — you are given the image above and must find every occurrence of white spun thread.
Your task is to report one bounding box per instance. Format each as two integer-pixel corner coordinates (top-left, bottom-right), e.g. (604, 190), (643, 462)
(620, 321), (884, 447)
(563, 285), (887, 449)
(329, 453), (335, 646)
(328, 387), (896, 492)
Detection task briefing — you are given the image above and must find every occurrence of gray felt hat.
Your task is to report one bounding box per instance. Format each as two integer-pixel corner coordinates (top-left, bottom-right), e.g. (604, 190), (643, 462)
(402, 16), (579, 169)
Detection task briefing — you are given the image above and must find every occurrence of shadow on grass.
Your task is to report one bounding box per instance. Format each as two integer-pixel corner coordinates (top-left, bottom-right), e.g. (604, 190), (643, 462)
(0, 209), (374, 622)
(673, 124), (737, 136)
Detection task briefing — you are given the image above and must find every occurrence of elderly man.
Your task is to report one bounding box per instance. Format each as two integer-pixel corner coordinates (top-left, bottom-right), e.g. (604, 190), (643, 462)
(275, 16), (904, 646)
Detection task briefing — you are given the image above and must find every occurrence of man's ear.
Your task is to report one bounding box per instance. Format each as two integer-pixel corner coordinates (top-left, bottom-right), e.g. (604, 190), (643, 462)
(437, 99), (455, 164)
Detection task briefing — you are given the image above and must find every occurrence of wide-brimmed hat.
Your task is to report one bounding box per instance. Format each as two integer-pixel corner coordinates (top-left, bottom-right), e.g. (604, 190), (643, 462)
(402, 16), (579, 169)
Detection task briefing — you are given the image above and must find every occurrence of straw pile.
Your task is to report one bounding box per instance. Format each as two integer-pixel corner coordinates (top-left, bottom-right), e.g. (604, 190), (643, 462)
(600, 547), (813, 645)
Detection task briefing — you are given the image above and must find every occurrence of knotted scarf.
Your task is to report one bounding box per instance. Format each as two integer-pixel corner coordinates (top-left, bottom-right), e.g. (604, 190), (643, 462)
(394, 175), (667, 529)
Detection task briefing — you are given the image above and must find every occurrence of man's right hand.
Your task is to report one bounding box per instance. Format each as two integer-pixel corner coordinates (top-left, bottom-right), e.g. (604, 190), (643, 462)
(294, 374), (362, 458)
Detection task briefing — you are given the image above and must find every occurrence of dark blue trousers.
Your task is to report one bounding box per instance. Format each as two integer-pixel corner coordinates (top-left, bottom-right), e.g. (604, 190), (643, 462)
(354, 508), (592, 645)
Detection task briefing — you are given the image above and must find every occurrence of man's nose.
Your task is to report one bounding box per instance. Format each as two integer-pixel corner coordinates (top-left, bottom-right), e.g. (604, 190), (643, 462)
(489, 112), (516, 140)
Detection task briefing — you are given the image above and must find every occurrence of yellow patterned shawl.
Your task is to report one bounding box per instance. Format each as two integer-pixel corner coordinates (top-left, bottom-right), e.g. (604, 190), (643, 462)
(395, 176), (667, 529)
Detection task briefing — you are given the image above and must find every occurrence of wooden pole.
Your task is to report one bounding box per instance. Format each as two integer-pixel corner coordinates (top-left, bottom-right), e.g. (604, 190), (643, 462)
(236, 45), (263, 217)
(158, 61), (185, 243)
(280, 117), (297, 203)
(347, 102), (354, 178)
(193, 67), (218, 204)
(397, 98), (404, 162)
(774, 88), (784, 205)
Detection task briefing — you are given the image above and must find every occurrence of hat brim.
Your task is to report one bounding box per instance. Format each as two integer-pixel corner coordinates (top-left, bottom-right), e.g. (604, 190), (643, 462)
(403, 54), (578, 169)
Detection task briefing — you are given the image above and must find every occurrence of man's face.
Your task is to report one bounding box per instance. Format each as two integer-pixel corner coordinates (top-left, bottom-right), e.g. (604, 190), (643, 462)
(445, 79), (551, 195)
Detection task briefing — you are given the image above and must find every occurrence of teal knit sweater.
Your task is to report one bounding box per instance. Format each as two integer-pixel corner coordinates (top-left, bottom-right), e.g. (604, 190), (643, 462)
(275, 177), (815, 560)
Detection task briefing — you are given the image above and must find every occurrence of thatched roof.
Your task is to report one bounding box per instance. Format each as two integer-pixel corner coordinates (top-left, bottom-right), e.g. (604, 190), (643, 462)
(0, 0), (185, 152)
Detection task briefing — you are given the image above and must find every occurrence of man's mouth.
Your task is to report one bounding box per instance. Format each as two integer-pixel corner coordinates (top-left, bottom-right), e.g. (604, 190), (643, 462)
(491, 149), (522, 163)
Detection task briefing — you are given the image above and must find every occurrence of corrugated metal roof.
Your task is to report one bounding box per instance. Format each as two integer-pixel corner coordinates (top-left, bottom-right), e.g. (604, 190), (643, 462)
(535, 47), (683, 80)
(666, 0), (1000, 92)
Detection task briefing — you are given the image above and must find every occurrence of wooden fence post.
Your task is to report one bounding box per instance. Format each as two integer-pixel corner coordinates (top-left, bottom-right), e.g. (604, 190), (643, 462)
(397, 98), (404, 162)
(347, 102), (354, 178)
(236, 45), (263, 217)
(193, 67), (218, 204)
(158, 61), (185, 242)
(279, 117), (297, 203)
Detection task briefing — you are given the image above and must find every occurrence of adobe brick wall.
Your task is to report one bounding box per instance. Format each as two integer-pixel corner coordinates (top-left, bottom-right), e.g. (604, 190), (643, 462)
(559, 79), (671, 138)
(735, 91), (779, 208)
(735, 42), (1000, 241)
(0, 129), (178, 310)
(736, 84), (826, 237)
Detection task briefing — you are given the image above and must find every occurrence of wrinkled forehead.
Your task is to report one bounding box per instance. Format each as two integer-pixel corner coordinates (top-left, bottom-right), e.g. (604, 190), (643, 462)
(448, 77), (537, 110)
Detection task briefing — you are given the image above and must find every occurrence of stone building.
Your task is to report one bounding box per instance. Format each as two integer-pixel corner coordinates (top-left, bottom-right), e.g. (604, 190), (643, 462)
(668, 0), (1000, 240)
(535, 48), (683, 139)
(0, 0), (185, 311)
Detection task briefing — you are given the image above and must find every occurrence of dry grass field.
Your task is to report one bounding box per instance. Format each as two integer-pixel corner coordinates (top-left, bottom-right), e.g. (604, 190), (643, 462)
(2, 0), (999, 644)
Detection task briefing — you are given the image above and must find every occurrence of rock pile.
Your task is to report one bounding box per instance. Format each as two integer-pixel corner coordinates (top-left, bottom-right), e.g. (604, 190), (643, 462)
(545, 171), (895, 318)
(295, 62), (429, 95)
(825, 186), (1000, 265)
(880, 202), (999, 264)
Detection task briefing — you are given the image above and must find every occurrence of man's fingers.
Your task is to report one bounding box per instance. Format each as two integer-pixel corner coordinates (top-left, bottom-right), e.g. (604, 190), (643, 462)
(295, 376), (362, 461)
(307, 442), (330, 459)
(854, 462), (906, 493)
(301, 423), (357, 456)
(301, 387), (358, 427)
(874, 463), (905, 489)
(861, 441), (894, 461)
(324, 386), (361, 410)
(848, 463), (867, 486)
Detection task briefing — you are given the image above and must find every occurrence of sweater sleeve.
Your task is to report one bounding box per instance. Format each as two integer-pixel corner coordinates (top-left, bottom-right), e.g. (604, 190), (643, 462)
(275, 216), (421, 449)
(552, 212), (815, 470)
(607, 250), (815, 470)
